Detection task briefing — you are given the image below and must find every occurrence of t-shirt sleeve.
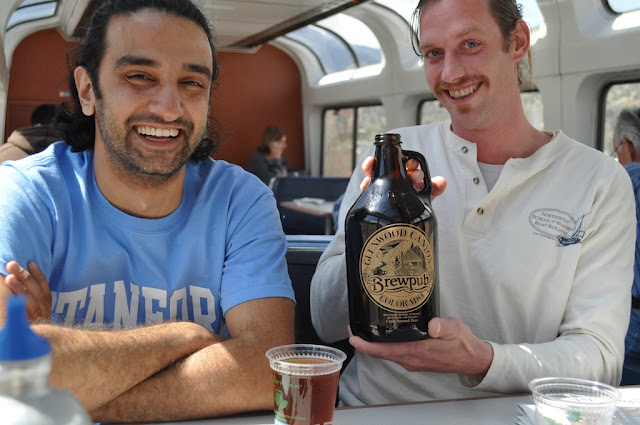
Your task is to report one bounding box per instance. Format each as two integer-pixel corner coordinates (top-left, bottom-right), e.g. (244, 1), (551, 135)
(219, 176), (295, 314)
(0, 163), (55, 277)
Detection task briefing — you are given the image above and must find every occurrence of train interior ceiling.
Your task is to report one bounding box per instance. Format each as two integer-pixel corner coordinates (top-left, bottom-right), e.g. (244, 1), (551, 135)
(1, 0), (639, 179)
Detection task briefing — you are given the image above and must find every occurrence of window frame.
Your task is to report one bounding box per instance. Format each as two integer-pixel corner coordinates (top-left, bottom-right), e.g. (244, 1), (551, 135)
(602, 0), (640, 15)
(597, 78), (640, 154)
(7, 0), (58, 31)
(321, 102), (385, 176)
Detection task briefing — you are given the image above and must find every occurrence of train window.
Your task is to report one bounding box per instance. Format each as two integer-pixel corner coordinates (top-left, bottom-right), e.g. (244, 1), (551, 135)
(316, 15), (381, 68)
(374, 0), (418, 22)
(284, 14), (381, 75)
(600, 82), (640, 156)
(287, 26), (355, 74)
(418, 100), (450, 126)
(7, 0), (57, 30)
(520, 0), (546, 45)
(322, 105), (387, 177)
(521, 91), (545, 130)
(418, 91), (544, 130)
(606, 0), (640, 14)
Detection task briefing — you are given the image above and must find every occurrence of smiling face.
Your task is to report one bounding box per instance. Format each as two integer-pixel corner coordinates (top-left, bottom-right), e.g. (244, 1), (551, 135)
(418, 0), (526, 132)
(78, 9), (213, 185)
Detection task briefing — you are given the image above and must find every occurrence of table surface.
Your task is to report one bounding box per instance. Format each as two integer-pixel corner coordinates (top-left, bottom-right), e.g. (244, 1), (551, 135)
(138, 394), (531, 425)
(280, 198), (336, 234)
(135, 386), (640, 425)
(280, 198), (335, 216)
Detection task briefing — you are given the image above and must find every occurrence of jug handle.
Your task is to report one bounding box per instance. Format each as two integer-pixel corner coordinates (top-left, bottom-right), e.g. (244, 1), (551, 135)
(402, 149), (432, 203)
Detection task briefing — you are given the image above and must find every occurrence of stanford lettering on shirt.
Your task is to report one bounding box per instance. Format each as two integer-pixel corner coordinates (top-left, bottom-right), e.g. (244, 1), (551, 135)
(50, 281), (217, 330)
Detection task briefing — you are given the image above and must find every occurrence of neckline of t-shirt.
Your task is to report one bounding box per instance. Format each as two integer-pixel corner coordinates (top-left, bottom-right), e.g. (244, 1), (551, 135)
(87, 156), (194, 234)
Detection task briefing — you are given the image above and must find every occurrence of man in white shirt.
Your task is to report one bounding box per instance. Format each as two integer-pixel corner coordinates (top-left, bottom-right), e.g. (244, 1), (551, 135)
(311, 0), (635, 406)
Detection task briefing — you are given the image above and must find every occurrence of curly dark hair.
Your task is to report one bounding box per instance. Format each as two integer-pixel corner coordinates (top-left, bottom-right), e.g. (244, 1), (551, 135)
(53, 0), (220, 162)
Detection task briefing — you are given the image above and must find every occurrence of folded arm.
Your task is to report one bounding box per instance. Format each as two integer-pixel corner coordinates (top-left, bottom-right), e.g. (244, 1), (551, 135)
(90, 296), (295, 423)
(0, 277), (220, 411)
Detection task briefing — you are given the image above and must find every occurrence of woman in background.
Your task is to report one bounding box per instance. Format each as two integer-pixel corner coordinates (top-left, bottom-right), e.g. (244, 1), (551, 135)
(247, 125), (288, 186)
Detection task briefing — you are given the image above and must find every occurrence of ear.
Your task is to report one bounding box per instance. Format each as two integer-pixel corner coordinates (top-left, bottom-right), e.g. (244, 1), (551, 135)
(626, 139), (640, 162)
(74, 66), (96, 116)
(510, 19), (530, 63)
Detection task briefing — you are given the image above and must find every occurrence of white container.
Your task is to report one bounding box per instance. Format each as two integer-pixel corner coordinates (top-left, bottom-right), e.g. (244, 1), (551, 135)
(0, 295), (91, 425)
(529, 377), (620, 425)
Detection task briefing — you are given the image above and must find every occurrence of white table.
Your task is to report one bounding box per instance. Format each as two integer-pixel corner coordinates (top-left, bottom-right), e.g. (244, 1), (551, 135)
(280, 198), (336, 235)
(141, 394), (532, 425)
(119, 387), (640, 425)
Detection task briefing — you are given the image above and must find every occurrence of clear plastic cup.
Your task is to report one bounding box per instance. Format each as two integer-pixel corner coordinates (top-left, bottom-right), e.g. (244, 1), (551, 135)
(529, 377), (620, 425)
(265, 344), (347, 425)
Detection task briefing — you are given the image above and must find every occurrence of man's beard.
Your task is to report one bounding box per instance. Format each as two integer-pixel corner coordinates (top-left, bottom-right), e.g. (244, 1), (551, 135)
(95, 100), (205, 186)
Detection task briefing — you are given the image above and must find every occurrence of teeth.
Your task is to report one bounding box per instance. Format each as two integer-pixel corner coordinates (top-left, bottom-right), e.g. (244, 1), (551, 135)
(136, 126), (179, 138)
(449, 85), (477, 99)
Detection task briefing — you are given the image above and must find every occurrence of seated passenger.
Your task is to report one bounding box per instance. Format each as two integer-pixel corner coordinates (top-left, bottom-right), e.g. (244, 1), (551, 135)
(311, 0), (634, 406)
(614, 107), (640, 385)
(0, 104), (61, 163)
(0, 0), (294, 422)
(247, 125), (288, 186)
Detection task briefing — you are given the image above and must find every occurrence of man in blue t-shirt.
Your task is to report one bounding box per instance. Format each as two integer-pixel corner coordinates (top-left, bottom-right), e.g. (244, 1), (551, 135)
(615, 107), (640, 385)
(0, 0), (295, 422)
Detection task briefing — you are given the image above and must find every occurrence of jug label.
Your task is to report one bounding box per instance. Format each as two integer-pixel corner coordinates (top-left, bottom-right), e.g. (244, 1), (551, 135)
(360, 224), (435, 312)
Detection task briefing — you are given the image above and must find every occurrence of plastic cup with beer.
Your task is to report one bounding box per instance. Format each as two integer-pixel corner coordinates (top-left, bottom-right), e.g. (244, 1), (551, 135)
(529, 377), (620, 425)
(265, 344), (347, 425)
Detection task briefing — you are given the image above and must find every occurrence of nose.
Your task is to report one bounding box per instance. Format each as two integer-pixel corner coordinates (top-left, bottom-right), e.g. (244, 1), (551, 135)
(149, 84), (183, 122)
(440, 52), (465, 83)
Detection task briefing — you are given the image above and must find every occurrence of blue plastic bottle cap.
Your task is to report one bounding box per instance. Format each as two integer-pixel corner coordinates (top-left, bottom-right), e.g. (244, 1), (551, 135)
(0, 295), (51, 361)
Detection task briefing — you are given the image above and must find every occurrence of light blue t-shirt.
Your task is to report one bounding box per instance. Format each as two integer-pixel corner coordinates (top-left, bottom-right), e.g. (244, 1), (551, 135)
(0, 142), (295, 334)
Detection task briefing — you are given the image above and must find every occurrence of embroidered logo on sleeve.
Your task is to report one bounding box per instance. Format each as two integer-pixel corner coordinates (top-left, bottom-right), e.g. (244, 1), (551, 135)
(529, 208), (589, 246)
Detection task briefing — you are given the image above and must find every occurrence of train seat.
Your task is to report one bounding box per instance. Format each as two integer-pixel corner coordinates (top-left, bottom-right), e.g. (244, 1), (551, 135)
(285, 234), (354, 371)
(272, 176), (350, 235)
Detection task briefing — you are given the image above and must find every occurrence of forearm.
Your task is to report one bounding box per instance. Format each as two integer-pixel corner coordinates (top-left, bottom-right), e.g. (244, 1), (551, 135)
(91, 297), (295, 423)
(466, 334), (617, 393)
(91, 334), (280, 422)
(34, 321), (221, 411)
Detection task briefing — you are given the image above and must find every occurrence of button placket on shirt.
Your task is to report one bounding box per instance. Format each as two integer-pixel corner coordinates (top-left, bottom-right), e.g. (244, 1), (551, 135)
(457, 141), (490, 233)
(462, 145), (484, 214)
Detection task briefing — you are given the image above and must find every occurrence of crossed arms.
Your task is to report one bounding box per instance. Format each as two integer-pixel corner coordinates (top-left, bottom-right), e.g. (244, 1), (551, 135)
(0, 267), (294, 423)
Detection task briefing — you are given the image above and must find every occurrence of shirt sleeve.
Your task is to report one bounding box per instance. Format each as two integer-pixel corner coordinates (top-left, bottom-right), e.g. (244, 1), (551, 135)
(463, 166), (636, 392)
(0, 164), (55, 278)
(310, 156), (368, 343)
(219, 177), (295, 314)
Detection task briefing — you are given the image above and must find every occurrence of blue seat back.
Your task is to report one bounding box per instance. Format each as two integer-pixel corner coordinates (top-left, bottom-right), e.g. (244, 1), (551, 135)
(272, 176), (350, 235)
(285, 235), (354, 370)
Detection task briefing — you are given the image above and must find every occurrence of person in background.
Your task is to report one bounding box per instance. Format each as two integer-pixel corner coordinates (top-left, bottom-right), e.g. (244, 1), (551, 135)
(0, 0), (294, 422)
(614, 107), (640, 385)
(310, 0), (635, 407)
(0, 104), (61, 163)
(247, 125), (288, 186)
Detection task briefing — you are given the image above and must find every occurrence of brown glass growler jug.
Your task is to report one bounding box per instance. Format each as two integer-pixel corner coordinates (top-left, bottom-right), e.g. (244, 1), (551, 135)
(345, 133), (438, 342)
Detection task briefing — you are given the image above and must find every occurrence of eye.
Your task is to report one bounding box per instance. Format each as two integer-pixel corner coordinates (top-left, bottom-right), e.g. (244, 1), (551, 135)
(423, 49), (442, 59)
(463, 41), (479, 49)
(183, 80), (204, 88)
(127, 74), (150, 81)
(124, 73), (156, 86)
